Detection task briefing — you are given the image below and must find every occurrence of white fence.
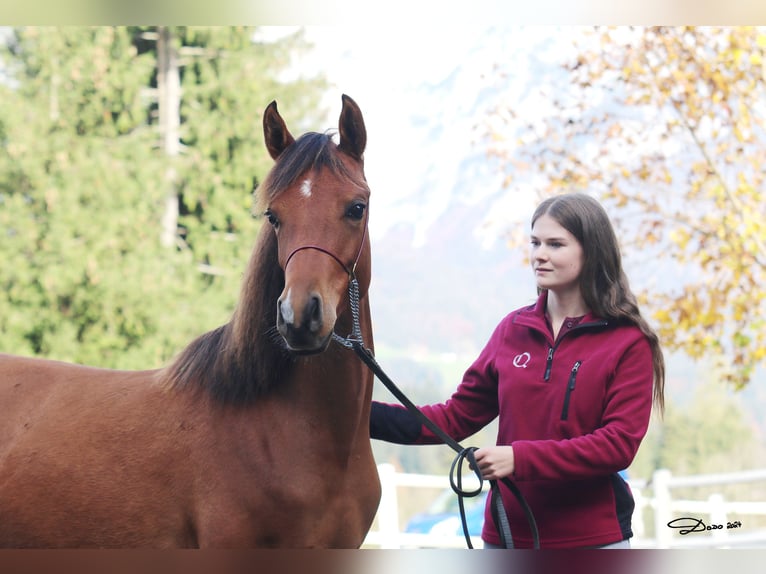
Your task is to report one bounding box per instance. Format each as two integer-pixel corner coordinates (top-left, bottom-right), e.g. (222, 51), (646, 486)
(363, 463), (484, 549)
(363, 464), (766, 549)
(635, 467), (766, 548)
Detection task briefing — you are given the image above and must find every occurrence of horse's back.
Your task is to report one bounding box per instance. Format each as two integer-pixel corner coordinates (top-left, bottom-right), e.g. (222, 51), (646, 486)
(0, 353), (160, 452)
(0, 353), (198, 548)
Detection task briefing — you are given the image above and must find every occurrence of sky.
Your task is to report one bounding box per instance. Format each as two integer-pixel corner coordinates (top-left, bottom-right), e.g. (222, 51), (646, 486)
(260, 26), (582, 245)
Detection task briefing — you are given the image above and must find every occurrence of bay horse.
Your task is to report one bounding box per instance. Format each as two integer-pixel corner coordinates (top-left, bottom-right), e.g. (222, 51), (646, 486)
(0, 94), (381, 548)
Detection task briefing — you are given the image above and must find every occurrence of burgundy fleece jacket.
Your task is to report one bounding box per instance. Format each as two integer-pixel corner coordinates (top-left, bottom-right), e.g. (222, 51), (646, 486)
(384, 291), (654, 548)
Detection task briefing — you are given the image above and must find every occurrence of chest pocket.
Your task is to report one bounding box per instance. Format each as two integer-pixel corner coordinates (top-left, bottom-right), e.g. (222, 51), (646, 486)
(560, 360), (582, 421)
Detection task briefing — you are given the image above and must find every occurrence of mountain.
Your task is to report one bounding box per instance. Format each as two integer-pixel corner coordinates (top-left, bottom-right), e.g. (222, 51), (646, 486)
(369, 199), (535, 359)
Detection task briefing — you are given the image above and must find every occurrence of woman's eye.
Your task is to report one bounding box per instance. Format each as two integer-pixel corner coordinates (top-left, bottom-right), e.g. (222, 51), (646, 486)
(264, 210), (279, 228)
(346, 203), (366, 221)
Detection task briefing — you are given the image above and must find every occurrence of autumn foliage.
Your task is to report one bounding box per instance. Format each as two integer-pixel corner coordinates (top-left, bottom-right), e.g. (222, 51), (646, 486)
(487, 27), (766, 388)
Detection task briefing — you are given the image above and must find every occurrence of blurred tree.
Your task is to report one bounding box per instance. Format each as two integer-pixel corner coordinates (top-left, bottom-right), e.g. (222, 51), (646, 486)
(632, 378), (763, 479)
(485, 26), (766, 389)
(0, 26), (327, 368)
(627, 375), (766, 539)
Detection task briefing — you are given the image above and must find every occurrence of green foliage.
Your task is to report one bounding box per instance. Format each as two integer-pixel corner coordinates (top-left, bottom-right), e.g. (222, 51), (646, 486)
(0, 26), (327, 369)
(631, 372), (766, 481)
(170, 27), (326, 272)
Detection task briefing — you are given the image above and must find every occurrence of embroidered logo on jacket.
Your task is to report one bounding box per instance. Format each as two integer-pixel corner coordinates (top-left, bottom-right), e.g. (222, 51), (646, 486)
(512, 352), (531, 368)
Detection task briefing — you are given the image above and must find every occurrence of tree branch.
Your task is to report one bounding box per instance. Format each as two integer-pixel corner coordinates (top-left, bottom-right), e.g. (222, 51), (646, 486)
(638, 37), (766, 268)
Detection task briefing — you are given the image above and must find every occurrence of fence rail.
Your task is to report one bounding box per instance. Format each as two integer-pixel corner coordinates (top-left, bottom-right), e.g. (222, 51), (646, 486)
(363, 464), (766, 549)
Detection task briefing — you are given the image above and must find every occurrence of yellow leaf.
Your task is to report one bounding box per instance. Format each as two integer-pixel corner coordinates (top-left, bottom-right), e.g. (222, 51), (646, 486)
(654, 309), (672, 323)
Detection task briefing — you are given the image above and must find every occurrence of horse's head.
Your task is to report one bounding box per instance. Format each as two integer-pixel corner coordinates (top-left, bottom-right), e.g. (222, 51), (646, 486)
(260, 95), (370, 355)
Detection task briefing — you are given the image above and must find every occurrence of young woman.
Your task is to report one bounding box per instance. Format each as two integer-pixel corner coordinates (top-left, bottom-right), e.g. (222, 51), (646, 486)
(370, 193), (665, 549)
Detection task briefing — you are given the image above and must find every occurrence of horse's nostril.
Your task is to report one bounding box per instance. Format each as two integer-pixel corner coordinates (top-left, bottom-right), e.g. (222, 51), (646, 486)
(306, 295), (323, 334)
(277, 298), (294, 328)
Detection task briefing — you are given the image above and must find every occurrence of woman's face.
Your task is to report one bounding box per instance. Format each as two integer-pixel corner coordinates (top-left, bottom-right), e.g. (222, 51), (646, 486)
(530, 214), (585, 295)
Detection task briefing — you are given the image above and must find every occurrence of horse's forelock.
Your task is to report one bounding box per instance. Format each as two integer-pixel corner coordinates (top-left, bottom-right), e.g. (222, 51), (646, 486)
(256, 131), (367, 212)
(256, 132), (330, 208)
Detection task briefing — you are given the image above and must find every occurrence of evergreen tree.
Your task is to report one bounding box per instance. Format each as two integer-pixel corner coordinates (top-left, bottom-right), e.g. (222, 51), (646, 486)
(0, 26), (327, 369)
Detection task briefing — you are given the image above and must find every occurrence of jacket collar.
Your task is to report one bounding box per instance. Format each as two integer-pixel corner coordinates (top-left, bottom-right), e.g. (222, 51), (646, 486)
(516, 290), (607, 332)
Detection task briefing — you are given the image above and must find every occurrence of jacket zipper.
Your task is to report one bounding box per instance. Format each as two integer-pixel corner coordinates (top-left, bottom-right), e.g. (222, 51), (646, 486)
(544, 347), (555, 381)
(560, 361), (581, 421)
(542, 320), (606, 382)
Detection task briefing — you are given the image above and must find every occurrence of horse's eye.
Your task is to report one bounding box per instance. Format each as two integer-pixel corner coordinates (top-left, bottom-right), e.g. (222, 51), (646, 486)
(346, 203), (366, 221)
(264, 209), (280, 228)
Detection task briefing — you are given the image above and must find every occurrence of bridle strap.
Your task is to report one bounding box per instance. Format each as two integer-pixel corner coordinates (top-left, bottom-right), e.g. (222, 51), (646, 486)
(283, 211), (369, 279)
(284, 245), (352, 277)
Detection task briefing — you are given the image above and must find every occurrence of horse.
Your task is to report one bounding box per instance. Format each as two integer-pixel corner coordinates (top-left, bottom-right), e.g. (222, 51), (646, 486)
(0, 94), (381, 548)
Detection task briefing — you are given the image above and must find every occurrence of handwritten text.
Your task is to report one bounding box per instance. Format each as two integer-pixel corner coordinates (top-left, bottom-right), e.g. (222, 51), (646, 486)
(667, 517), (742, 535)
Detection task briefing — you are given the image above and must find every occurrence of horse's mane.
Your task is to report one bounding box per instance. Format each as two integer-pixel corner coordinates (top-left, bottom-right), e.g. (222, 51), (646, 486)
(162, 131), (360, 404)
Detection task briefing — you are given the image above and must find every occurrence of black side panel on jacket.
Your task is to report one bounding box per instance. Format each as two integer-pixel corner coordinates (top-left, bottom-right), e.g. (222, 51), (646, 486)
(610, 472), (635, 540)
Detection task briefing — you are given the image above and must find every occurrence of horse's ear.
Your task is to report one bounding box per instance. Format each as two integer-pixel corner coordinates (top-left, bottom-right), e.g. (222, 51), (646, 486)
(337, 94), (366, 161)
(263, 100), (296, 160)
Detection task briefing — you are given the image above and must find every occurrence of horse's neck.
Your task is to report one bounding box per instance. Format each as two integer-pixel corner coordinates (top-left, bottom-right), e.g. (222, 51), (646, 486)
(282, 298), (374, 448)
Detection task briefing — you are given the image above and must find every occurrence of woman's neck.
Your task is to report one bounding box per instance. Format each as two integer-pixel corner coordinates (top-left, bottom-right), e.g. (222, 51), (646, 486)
(545, 290), (590, 339)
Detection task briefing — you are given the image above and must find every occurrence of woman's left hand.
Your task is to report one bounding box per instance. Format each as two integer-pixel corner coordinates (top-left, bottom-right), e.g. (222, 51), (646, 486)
(473, 446), (515, 480)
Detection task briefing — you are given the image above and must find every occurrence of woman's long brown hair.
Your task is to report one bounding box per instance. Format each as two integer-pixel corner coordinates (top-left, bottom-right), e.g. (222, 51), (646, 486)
(532, 193), (666, 415)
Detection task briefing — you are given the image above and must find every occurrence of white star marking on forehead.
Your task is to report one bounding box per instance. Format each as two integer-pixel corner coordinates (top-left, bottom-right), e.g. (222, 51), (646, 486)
(300, 178), (312, 198)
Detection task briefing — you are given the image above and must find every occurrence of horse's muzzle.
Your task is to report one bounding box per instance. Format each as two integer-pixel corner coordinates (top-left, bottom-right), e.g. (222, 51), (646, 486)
(276, 293), (333, 354)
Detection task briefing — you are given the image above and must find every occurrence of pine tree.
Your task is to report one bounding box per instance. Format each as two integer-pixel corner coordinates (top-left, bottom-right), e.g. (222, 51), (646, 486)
(0, 26), (327, 369)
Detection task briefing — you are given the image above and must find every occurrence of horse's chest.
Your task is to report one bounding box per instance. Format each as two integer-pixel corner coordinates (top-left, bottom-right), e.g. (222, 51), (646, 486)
(194, 452), (380, 548)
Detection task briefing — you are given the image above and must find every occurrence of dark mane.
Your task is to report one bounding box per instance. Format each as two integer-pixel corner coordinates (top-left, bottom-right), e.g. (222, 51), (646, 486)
(162, 131), (362, 404)
(161, 224), (292, 404)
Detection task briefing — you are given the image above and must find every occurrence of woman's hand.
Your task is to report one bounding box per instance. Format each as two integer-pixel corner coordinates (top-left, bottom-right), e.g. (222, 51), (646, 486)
(473, 446), (515, 480)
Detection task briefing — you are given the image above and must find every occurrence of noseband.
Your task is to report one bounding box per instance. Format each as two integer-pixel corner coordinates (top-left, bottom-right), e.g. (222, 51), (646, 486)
(281, 212), (369, 351)
(283, 213), (369, 280)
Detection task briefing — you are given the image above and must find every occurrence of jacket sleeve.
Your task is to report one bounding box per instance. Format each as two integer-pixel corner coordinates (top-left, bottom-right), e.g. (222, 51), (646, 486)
(369, 401), (423, 444)
(412, 320), (505, 444)
(511, 335), (654, 481)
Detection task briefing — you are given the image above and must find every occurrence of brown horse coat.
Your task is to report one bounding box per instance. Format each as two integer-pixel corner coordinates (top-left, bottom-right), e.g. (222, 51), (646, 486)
(0, 95), (381, 548)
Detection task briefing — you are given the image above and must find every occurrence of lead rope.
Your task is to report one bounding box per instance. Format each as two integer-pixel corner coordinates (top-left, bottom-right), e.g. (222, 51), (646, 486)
(333, 277), (539, 549)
